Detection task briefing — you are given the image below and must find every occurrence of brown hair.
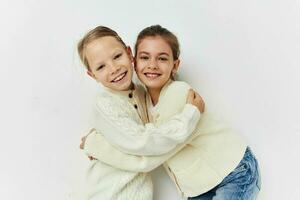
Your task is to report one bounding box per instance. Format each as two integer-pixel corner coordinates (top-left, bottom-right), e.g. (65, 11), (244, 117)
(134, 25), (180, 60)
(77, 26), (126, 70)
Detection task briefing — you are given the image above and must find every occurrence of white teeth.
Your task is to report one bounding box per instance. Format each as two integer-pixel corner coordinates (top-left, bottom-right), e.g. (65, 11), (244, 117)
(145, 73), (160, 78)
(112, 72), (126, 82)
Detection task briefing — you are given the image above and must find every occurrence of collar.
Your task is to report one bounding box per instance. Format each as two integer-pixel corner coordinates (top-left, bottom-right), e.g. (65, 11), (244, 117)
(100, 82), (136, 98)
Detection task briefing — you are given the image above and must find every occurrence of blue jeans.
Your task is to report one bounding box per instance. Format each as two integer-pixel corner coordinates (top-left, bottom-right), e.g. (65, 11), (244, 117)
(188, 147), (261, 200)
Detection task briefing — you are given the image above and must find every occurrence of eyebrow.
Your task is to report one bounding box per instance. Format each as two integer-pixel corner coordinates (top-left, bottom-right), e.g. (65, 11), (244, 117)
(113, 49), (123, 54)
(93, 49), (123, 66)
(138, 51), (170, 56)
(91, 59), (105, 69)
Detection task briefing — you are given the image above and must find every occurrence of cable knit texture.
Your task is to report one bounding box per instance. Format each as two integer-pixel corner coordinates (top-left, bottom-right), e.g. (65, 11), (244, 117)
(85, 81), (247, 198)
(84, 85), (153, 200)
(84, 83), (200, 199)
(92, 84), (200, 156)
(86, 160), (153, 200)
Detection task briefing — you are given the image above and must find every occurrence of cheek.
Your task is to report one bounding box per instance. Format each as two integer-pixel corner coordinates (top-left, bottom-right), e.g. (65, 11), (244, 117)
(136, 68), (145, 76)
(124, 58), (134, 70)
(134, 63), (142, 73)
(136, 60), (147, 70)
(168, 62), (175, 71)
(161, 64), (173, 74)
(97, 71), (108, 82)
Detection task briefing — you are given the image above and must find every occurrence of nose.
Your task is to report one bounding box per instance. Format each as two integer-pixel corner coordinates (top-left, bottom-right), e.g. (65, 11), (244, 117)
(148, 58), (158, 70)
(109, 62), (121, 75)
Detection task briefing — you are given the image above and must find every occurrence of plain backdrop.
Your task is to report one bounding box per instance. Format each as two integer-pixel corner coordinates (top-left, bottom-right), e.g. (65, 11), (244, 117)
(0, 0), (299, 199)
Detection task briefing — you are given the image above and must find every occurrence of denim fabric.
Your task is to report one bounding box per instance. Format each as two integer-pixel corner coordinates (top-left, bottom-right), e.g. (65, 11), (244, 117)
(188, 147), (261, 200)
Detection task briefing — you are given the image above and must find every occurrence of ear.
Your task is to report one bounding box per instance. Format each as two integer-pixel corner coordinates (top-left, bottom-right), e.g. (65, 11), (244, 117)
(172, 59), (180, 73)
(126, 46), (134, 63)
(132, 54), (138, 71)
(87, 70), (96, 79)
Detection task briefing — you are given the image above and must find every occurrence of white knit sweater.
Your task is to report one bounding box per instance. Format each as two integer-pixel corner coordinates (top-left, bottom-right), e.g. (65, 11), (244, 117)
(85, 81), (247, 198)
(84, 84), (200, 199)
(85, 157), (152, 200)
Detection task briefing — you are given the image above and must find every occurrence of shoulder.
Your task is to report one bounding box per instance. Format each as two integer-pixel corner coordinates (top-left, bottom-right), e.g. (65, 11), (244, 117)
(94, 91), (129, 117)
(168, 81), (191, 93)
(169, 81), (191, 89)
(162, 81), (191, 100)
(95, 91), (116, 107)
(156, 81), (191, 116)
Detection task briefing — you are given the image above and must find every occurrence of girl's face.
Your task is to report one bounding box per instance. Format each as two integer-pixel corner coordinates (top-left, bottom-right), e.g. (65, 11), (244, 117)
(135, 36), (179, 91)
(85, 36), (133, 91)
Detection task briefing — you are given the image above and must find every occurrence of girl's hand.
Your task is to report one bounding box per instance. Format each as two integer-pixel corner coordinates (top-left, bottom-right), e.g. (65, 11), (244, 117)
(79, 128), (96, 150)
(187, 89), (205, 113)
(79, 136), (87, 150)
(88, 155), (96, 161)
(80, 129), (97, 161)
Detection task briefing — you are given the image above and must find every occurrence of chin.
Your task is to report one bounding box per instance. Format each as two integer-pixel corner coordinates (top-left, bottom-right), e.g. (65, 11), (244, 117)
(145, 82), (164, 90)
(119, 81), (132, 91)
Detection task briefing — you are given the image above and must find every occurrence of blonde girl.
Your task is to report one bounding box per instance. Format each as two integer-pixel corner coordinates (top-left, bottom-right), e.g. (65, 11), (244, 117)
(78, 26), (204, 200)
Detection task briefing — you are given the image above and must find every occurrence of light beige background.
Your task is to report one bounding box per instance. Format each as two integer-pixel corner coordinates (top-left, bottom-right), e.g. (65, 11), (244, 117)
(0, 0), (299, 199)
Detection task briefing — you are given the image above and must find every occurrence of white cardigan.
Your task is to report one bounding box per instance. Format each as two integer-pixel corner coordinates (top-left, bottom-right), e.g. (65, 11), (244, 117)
(84, 83), (200, 199)
(85, 81), (247, 198)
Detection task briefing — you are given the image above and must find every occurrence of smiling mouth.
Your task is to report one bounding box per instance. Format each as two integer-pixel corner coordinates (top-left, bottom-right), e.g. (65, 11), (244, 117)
(111, 71), (127, 83)
(144, 72), (161, 78)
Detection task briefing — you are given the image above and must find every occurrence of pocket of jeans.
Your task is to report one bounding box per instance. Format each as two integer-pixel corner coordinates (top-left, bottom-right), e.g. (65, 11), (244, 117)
(221, 159), (254, 187)
(234, 162), (249, 174)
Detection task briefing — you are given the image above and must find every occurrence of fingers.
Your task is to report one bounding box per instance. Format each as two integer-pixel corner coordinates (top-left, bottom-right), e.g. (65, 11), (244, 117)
(187, 89), (195, 103)
(186, 89), (205, 113)
(194, 92), (202, 102)
(195, 92), (205, 113)
(88, 156), (96, 161)
(80, 137), (86, 149)
(79, 142), (84, 149)
(195, 91), (205, 112)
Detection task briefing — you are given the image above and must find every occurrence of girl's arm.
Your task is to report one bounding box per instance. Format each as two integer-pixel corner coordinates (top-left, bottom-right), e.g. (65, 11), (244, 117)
(83, 129), (198, 172)
(95, 95), (200, 156)
(84, 81), (203, 171)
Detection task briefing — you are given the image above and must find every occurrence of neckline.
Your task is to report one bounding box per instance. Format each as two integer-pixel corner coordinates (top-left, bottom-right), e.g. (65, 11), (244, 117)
(101, 83), (136, 98)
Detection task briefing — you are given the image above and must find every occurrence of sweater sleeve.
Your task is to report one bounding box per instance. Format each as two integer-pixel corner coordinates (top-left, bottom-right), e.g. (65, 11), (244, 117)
(84, 129), (198, 172)
(94, 96), (200, 155)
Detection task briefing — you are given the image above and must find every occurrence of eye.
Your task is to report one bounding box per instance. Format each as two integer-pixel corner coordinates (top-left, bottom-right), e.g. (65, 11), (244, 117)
(158, 57), (168, 61)
(97, 64), (105, 71)
(114, 53), (122, 60)
(139, 56), (149, 60)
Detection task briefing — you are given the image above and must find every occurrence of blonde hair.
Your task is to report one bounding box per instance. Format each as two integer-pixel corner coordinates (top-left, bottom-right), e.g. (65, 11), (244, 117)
(77, 26), (126, 70)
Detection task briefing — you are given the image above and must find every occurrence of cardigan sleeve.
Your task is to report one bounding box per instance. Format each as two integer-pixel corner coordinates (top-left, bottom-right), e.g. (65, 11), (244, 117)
(93, 96), (200, 156)
(84, 129), (198, 172)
